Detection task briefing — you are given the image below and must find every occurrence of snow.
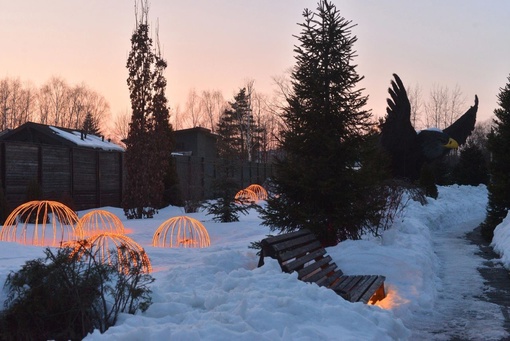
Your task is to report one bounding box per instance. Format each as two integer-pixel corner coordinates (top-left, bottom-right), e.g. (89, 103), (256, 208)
(49, 126), (125, 151)
(416, 127), (443, 134)
(0, 184), (509, 340)
(491, 212), (510, 268)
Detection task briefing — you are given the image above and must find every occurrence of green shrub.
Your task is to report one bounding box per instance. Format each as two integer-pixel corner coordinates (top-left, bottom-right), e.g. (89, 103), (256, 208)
(0, 245), (154, 340)
(204, 178), (255, 222)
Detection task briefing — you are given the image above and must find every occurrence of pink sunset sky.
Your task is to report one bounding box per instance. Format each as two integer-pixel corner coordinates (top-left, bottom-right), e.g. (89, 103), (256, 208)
(1, 0), (509, 126)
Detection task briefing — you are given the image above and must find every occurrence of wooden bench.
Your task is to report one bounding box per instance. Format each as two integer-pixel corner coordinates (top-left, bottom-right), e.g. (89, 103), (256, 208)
(257, 229), (386, 304)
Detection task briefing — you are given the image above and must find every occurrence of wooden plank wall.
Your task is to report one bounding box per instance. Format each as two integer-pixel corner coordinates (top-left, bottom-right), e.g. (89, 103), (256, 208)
(41, 145), (71, 200)
(3, 142), (39, 206)
(0, 142), (123, 211)
(173, 156), (274, 201)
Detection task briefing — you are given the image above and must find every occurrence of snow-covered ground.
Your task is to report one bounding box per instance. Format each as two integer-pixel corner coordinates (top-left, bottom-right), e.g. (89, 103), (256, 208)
(1, 184), (509, 340)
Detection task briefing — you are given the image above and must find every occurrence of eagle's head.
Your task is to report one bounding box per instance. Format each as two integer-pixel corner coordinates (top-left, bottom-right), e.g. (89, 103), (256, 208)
(417, 128), (459, 161)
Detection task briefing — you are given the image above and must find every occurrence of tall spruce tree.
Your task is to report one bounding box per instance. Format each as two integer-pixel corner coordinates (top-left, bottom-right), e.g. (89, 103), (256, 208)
(82, 112), (100, 137)
(123, 2), (175, 218)
(260, 0), (385, 245)
(216, 88), (264, 162)
(481, 74), (510, 241)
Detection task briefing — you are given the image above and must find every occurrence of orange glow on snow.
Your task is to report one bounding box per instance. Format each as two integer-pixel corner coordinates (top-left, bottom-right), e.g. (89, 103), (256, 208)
(0, 200), (79, 246)
(371, 287), (409, 310)
(76, 209), (125, 238)
(235, 189), (258, 203)
(64, 232), (152, 273)
(246, 184), (268, 200)
(152, 216), (210, 248)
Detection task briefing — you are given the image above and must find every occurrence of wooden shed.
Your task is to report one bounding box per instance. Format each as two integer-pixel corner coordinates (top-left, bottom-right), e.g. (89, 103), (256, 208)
(0, 122), (124, 211)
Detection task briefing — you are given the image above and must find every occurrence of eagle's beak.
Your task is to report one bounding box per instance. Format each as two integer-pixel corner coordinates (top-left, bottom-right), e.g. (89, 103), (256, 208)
(444, 138), (459, 149)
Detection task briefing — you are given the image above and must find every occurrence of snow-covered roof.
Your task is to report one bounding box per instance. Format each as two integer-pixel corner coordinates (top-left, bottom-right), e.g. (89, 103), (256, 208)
(49, 126), (124, 152)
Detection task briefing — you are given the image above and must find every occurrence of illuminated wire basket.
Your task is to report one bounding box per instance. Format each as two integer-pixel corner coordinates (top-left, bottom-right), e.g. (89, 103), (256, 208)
(234, 189), (258, 203)
(152, 216), (210, 248)
(0, 200), (79, 246)
(77, 209), (125, 238)
(246, 184), (268, 200)
(64, 232), (152, 273)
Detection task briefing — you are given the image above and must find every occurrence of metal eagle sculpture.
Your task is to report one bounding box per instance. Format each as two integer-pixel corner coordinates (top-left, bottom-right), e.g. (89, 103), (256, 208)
(380, 74), (478, 181)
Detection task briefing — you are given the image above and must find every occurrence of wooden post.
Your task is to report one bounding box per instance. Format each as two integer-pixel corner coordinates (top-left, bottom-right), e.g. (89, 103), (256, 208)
(96, 151), (101, 208)
(119, 152), (123, 207)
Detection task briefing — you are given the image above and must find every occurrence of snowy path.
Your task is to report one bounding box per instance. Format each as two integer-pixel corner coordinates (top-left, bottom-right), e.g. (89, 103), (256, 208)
(407, 219), (508, 341)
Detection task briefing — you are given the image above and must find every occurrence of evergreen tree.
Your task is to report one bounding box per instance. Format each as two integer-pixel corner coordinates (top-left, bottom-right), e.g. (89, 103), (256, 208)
(216, 88), (264, 162)
(260, 1), (385, 245)
(151, 45), (180, 208)
(122, 2), (176, 219)
(82, 112), (100, 137)
(481, 74), (510, 241)
(451, 144), (489, 186)
(204, 177), (252, 223)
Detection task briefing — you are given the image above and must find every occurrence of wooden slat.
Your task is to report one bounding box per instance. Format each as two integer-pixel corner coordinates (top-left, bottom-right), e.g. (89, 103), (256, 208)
(358, 276), (386, 304)
(278, 240), (322, 262)
(334, 275), (363, 293)
(348, 276), (378, 302)
(272, 233), (318, 253)
(283, 248), (326, 272)
(261, 229), (312, 246)
(297, 255), (332, 279)
(302, 263), (337, 283)
(317, 269), (344, 288)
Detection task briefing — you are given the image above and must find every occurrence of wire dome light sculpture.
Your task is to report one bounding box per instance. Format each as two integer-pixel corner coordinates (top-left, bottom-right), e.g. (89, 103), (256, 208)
(234, 189), (258, 203)
(63, 232), (152, 274)
(245, 184), (268, 201)
(152, 216), (210, 248)
(76, 209), (125, 238)
(0, 200), (79, 246)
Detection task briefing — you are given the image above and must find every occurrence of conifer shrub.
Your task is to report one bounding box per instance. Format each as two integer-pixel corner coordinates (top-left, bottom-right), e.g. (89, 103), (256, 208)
(451, 144), (489, 186)
(0, 245), (154, 340)
(204, 178), (255, 222)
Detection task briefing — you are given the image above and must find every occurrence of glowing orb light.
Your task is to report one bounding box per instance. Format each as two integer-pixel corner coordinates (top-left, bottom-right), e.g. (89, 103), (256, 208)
(77, 210), (125, 238)
(0, 200), (79, 246)
(234, 189), (257, 203)
(152, 216), (210, 248)
(64, 232), (152, 273)
(246, 184), (268, 200)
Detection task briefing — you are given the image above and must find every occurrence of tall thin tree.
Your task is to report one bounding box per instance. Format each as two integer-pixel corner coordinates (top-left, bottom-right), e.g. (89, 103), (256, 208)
(123, 1), (175, 218)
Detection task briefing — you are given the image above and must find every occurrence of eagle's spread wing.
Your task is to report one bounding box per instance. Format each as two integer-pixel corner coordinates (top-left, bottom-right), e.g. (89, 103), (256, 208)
(443, 95), (478, 146)
(381, 74), (417, 147)
(381, 74), (420, 179)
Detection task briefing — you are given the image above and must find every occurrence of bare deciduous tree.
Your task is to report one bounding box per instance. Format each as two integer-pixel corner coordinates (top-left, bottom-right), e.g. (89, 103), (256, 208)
(67, 83), (88, 128)
(406, 83), (423, 129)
(171, 104), (184, 130)
(184, 88), (203, 128)
(0, 78), (36, 130)
(424, 84), (465, 130)
(200, 89), (224, 133)
(42, 76), (70, 127)
(0, 76), (110, 133)
(111, 109), (131, 147)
